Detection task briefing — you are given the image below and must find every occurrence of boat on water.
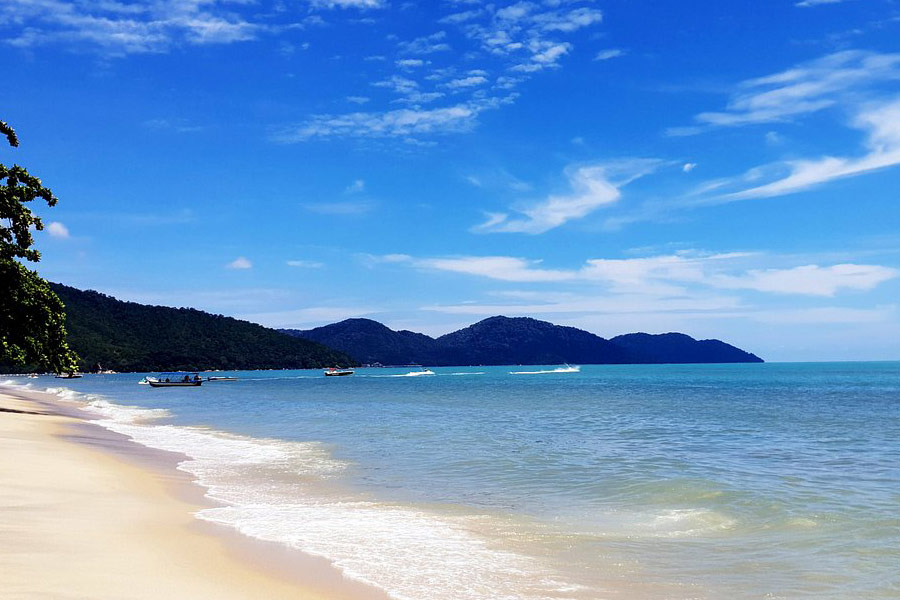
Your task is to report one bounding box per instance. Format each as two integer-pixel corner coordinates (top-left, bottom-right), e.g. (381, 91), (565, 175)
(404, 368), (435, 376)
(510, 365), (581, 375)
(324, 367), (354, 377)
(55, 373), (83, 379)
(147, 372), (203, 387)
(207, 376), (238, 382)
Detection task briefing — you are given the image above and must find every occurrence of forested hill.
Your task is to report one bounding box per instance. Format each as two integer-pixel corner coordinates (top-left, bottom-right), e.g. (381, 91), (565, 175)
(47, 284), (356, 372)
(282, 316), (763, 366)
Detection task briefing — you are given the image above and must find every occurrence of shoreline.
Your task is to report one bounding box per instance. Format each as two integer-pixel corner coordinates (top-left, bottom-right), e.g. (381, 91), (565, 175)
(0, 384), (391, 600)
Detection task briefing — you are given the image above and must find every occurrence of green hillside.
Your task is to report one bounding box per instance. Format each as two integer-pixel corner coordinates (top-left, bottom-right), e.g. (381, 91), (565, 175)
(46, 283), (356, 372)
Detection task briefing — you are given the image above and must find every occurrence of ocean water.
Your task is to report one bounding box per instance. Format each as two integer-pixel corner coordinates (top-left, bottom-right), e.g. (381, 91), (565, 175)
(7, 362), (900, 599)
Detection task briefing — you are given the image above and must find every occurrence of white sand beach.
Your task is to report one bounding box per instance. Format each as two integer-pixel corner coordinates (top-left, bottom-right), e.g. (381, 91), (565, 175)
(0, 387), (387, 600)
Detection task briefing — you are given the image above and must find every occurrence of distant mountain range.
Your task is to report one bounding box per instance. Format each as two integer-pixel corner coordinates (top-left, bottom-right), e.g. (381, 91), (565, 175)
(282, 316), (763, 366)
(2, 283), (761, 374)
(42, 284), (356, 373)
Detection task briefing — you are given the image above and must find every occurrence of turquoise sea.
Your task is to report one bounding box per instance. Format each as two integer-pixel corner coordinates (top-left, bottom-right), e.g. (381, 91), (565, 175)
(9, 362), (900, 599)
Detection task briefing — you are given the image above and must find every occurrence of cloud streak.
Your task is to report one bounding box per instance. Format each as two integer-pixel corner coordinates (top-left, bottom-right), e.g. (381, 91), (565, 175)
(377, 251), (898, 297)
(475, 159), (665, 234)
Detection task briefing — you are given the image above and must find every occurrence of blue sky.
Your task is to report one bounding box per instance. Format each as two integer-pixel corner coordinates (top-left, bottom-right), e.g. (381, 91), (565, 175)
(3, 0), (900, 361)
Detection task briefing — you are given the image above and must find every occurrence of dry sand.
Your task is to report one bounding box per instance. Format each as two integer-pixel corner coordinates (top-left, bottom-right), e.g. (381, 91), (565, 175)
(0, 387), (388, 600)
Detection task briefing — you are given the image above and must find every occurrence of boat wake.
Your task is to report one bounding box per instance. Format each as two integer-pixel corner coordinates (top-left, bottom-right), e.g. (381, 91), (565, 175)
(510, 366), (581, 375)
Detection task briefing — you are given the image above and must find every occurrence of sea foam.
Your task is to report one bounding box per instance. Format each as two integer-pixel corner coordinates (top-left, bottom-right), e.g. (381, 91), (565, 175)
(54, 390), (576, 600)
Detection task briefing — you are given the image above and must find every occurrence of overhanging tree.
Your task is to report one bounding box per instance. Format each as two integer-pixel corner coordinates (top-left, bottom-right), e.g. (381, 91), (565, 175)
(1, 120), (79, 373)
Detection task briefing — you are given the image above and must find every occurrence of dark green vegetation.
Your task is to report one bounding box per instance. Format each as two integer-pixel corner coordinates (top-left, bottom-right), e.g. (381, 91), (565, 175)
(284, 316), (763, 366)
(41, 284), (357, 373)
(0, 120), (78, 373)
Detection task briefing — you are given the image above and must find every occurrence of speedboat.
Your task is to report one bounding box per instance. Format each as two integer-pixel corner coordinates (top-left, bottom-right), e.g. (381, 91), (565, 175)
(147, 372), (203, 387)
(405, 368), (435, 376)
(55, 372), (83, 379)
(206, 376), (238, 382)
(324, 367), (354, 377)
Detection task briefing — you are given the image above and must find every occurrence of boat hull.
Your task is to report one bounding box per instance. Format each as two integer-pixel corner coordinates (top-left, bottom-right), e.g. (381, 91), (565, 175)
(147, 381), (202, 387)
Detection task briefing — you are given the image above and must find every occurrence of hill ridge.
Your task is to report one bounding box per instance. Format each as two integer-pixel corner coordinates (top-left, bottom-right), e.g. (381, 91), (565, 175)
(282, 315), (763, 366)
(33, 284), (357, 373)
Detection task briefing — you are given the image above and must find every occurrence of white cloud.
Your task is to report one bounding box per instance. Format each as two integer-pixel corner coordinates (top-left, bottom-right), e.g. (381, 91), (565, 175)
(753, 305), (895, 324)
(396, 58), (425, 68)
(713, 264), (898, 296)
(439, 9), (483, 24)
(2, 0), (264, 55)
(346, 96), (370, 104)
(286, 260), (324, 268)
(445, 75), (487, 88)
(345, 179), (365, 193)
(46, 221), (70, 238)
(238, 305), (376, 328)
(795, 0), (846, 6)
(378, 251), (898, 297)
(309, 0), (385, 7)
(691, 50), (900, 129)
(475, 159), (664, 234)
(303, 200), (374, 215)
(398, 31), (451, 55)
(594, 48), (624, 61)
(682, 162), (697, 173)
(416, 256), (574, 282)
(726, 98), (900, 199)
(227, 256), (252, 269)
(275, 97), (514, 141)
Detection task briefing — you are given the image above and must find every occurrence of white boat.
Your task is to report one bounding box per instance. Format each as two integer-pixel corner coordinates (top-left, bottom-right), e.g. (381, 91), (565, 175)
(206, 376), (238, 382)
(510, 365), (581, 375)
(404, 368), (435, 376)
(324, 367), (354, 377)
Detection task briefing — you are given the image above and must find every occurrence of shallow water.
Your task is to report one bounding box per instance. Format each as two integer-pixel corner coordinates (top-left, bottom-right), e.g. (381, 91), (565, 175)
(10, 362), (900, 599)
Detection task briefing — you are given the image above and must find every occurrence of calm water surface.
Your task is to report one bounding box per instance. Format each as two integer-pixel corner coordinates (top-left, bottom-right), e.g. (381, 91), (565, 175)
(12, 362), (900, 600)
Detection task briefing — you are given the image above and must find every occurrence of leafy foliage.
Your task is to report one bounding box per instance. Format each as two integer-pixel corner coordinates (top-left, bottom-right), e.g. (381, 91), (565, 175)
(49, 284), (358, 372)
(0, 121), (57, 263)
(0, 261), (79, 373)
(0, 120), (79, 373)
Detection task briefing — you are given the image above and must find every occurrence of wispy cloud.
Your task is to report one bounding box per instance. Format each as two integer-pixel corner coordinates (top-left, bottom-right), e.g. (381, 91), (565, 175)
(345, 179), (366, 194)
(302, 200), (375, 215)
(594, 48), (624, 61)
(795, 0), (848, 7)
(723, 98), (900, 199)
(286, 259), (325, 268)
(713, 263), (898, 296)
(376, 251), (898, 297)
(46, 221), (70, 239)
(475, 159), (665, 234)
(308, 0), (385, 8)
(277, 1), (604, 143)
(275, 97), (514, 141)
(398, 31), (451, 55)
(227, 256), (252, 269)
(678, 50), (900, 131)
(2, 0), (264, 55)
(237, 305), (377, 328)
(2, 0), (379, 56)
